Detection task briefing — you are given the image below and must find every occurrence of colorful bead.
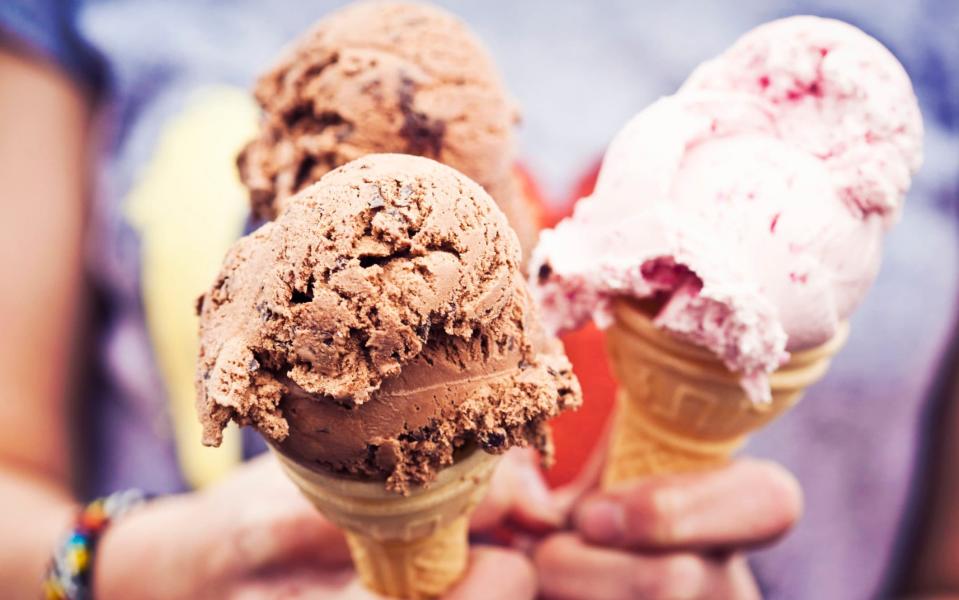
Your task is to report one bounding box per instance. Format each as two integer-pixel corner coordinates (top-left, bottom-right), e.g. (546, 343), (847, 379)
(65, 546), (89, 573)
(81, 501), (107, 527)
(41, 579), (68, 600)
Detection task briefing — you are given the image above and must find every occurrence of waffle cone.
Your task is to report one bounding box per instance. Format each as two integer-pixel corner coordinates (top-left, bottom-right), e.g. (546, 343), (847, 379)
(272, 447), (500, 599)
(602, 299), (849, 487)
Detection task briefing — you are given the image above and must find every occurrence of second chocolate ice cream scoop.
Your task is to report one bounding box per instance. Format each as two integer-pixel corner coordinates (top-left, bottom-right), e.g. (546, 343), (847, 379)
(239, 1), (519, 221)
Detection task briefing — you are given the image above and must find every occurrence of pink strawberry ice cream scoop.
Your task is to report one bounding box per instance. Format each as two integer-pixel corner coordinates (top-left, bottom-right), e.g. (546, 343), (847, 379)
(682, 16), (923, 221)
(530, 17), (921, 402)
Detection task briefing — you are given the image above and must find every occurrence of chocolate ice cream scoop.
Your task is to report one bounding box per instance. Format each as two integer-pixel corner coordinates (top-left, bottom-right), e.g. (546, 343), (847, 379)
(238, 1), (521, 223)
(197, 154), (580, 492)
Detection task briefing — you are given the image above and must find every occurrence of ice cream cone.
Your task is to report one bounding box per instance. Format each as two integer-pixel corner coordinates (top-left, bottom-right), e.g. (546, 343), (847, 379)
(272, 446), (500, 599)
(602, 299), (849, 487)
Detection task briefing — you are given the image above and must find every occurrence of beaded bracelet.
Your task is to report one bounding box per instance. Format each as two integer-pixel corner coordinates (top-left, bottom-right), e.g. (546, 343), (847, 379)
(42, 489), (150, 600)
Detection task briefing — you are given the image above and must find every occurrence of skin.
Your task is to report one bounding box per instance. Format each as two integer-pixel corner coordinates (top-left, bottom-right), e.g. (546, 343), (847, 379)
(0, 47), (541, 599)
(537, 457), (800, 600)
(0, 46), (88, 594)
(537, 414), (959, 600)
(95, 455), (539, 599)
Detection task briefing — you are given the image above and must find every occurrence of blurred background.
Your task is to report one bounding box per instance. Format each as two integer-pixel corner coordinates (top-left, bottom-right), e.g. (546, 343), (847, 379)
(68, 0), (958, 200)
(1, 1), (957, 599)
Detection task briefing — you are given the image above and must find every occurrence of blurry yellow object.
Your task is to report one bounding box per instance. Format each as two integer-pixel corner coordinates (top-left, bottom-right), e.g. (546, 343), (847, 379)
(125, 87), (259, 488)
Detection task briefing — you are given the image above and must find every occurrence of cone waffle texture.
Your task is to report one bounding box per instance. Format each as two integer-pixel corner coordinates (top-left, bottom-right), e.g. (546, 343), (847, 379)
(602, 300), (848, 487)
(272, 447), (499, 599)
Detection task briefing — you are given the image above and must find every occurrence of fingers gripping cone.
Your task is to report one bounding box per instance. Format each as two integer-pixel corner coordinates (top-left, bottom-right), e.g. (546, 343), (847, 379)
(272, 447), (500, 599)
(602, 299), (849, 487)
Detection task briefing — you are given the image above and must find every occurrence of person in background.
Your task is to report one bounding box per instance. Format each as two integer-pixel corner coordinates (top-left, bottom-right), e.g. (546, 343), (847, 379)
(0, 2), (956, 600)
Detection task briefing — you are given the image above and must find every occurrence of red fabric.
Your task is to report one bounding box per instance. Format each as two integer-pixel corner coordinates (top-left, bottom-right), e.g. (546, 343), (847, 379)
(516, 159), (617, 487)
(546, 323), (617, 486)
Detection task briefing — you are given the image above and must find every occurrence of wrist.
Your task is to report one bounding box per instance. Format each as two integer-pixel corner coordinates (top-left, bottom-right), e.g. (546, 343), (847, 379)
(93, 493), (200, 600)
(0, 466), (75, 594)
(31, 496), (75, 594)
(44, 491), (150, 600)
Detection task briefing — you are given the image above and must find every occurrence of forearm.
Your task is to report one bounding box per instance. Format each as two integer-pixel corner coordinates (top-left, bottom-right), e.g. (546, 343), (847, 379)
(0, 40), (93, 599)
(0, 465), (75, 593)
(0, 43), (91, 595)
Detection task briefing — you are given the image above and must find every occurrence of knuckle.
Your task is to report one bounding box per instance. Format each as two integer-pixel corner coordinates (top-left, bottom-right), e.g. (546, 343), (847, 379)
(631, 554), (704, 599)
(629, 486), (684, 544)
(533, 533), (575, 573)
